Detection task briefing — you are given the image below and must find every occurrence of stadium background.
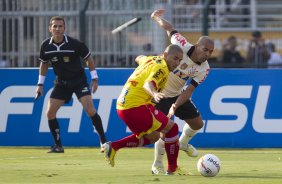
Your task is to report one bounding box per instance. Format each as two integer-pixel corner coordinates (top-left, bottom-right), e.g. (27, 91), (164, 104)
(0, 0), (281, 148)
(1, 0), (281, 68)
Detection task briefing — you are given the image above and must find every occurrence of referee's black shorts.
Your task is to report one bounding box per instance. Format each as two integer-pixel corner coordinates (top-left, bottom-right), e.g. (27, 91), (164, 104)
(155, 96), (200, 120)
(50, 77), (91, 103)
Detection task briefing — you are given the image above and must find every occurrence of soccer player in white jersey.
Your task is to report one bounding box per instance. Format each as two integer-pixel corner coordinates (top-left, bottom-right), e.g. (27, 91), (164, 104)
(150, 9), (214, 175)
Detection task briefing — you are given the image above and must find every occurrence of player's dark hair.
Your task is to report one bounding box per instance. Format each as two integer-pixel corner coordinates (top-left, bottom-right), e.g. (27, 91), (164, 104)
(49, 16), (65, 26)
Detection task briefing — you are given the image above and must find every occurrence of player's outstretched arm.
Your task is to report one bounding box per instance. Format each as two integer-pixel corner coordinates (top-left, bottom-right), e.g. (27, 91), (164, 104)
(174, 84), (196, 110)
(151, 9), (175, 37)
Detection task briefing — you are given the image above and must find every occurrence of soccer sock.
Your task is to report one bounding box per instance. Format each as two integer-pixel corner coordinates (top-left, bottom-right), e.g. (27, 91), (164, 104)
(152, 138), (165, 167)
(48, 119), (62, 147)
(111, 134), (150, 151)
(179, 123), (197, 149)
(164, 123), (179, 172)
(91, 113), (107, 144)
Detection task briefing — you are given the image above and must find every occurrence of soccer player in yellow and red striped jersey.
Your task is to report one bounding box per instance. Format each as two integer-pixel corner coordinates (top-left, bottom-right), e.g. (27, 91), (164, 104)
(116, 55), (170, 110)
(103, 44), (183, 174)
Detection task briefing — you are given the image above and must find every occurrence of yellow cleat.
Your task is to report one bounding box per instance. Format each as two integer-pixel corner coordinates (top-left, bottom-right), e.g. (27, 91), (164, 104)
(102, 142), (116, 167)
(165, 167), (193, 176)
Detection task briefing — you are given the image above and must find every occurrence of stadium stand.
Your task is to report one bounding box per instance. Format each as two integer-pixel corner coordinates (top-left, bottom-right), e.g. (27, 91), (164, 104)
(0, 0), (281, 68)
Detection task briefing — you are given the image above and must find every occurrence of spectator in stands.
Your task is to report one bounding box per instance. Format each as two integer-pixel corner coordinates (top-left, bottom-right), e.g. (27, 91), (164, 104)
(219, 35), (245, 68)
(247, 30), (270, 68)
(267, 43), (282, 68)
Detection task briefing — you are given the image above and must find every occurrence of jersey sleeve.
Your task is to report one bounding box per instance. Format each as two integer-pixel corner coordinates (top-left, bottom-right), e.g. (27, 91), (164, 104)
(77, 41), (91, 60)
(192, 69), (210, 85)
(170, 32), (191, 48)
(138, 56), (148, 65)
(39, 43), (48, 63)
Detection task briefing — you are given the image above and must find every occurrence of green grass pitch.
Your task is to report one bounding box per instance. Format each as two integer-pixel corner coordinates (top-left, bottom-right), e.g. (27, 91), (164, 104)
(0, 147), (281, 183)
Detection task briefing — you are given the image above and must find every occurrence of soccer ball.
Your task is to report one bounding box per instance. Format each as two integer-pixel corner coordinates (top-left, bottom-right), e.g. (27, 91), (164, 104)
(197, 154), (221, 177)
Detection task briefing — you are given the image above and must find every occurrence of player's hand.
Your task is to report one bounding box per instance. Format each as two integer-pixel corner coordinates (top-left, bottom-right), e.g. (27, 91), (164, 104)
(90, 79), (98, 93)
(167, 103), (176, 119)
(35, 86), (43, 96)
(151, 9), (165, 21)
(153, 92), (165, 103)
(35, 85), (43, 101)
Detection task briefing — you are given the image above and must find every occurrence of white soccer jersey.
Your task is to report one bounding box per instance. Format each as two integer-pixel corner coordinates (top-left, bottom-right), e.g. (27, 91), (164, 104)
(162, 32), (210, 97)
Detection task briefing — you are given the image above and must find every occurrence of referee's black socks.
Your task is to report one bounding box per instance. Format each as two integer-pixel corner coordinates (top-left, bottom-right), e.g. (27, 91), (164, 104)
(91, 113), (107, 144)
(48, 118), (62, 147)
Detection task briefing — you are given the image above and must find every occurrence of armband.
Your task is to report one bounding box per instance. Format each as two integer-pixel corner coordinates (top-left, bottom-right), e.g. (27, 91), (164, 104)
(170, 30), (178, 38)
(90, 70), (98, 80)
(37, 75), (45, 85)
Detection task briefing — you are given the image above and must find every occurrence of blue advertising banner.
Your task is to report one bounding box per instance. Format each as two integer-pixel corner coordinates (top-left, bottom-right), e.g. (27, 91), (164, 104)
(0, 68), (281, 148)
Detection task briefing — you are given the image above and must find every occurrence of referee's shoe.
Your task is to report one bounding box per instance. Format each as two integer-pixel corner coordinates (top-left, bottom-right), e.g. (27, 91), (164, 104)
(47, 145), (64, 153)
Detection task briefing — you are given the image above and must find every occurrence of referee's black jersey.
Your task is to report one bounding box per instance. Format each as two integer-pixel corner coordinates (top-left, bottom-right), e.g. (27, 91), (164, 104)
(39, 35), (91, 80)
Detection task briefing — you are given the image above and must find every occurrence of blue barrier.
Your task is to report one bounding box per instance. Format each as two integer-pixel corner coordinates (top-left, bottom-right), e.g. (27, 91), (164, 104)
(0, 68), (281, 148)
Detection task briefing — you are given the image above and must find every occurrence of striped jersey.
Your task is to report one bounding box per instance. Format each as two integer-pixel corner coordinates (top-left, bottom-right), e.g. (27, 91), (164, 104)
(39, 34), (91, 80)
(117, 56), (169, 110)
(162, 32), (210, 97)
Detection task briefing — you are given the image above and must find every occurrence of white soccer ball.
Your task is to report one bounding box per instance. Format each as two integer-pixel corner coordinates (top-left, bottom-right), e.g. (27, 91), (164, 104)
(197, 154), (221, 177)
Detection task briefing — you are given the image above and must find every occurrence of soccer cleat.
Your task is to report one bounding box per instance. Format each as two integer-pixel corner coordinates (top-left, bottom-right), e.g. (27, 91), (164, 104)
(103, 142), (116, 167)
(180, 143), (198, 157)
(165, 167), (193, 176)
(47, 145), (64, 153)
(151, 165), (166, 175)
(100, 143), (105, 153)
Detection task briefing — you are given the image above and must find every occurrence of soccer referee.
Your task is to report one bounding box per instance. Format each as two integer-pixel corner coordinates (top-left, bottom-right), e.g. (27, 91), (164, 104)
(35, 16), (107, 153)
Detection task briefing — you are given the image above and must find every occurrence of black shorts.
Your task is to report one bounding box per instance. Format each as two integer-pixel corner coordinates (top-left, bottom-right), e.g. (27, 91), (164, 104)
(50, 76), (91, 103)
(155, 96), (200, 120)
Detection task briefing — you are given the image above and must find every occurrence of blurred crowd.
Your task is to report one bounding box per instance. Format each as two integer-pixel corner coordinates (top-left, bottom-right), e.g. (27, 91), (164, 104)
(182, 0), (282, 68)
(0, 0), (281, 69)
(216, 30), (282, 68)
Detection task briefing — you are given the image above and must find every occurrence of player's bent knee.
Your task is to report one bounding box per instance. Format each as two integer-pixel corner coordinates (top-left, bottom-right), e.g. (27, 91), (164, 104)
(198, 120), (204, 129)
(190, 120), (204, 130)
(165, 123), (179, 138)
(46, 110), (56, 120)
(185, 116), (204, 130)
(144, 131), (160, 143)
(162, 120), (178, 134)
(85, 108), (96, 117)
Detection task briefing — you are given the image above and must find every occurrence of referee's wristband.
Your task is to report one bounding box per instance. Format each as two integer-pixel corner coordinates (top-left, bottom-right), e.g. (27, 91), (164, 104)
(90, 70), (98, 80)
(37, 75), (45, 85)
